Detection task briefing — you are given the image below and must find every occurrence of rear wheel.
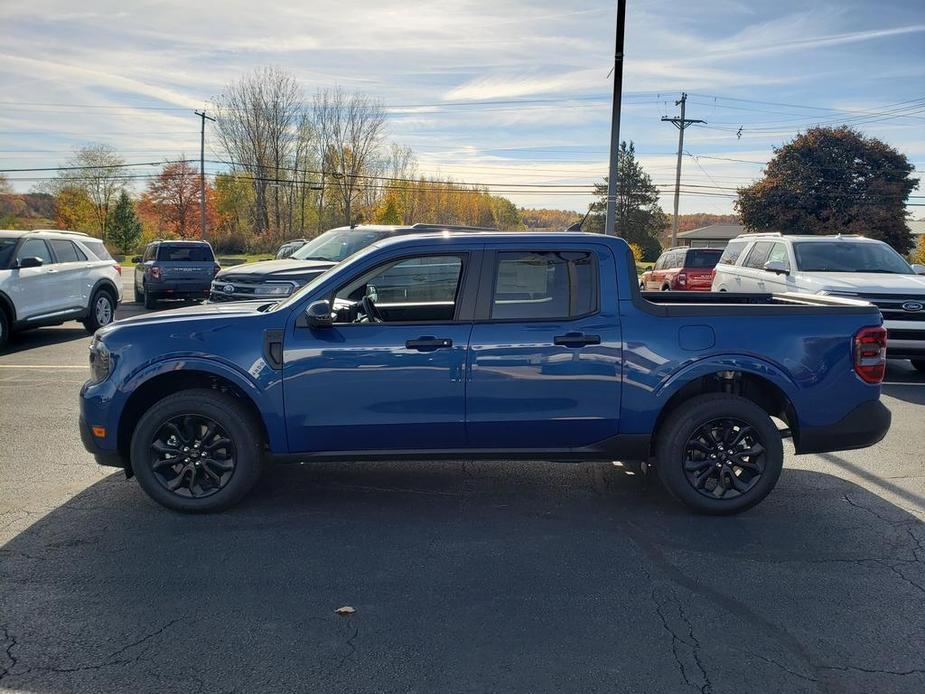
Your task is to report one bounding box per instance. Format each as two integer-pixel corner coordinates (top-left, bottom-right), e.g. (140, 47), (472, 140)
(130, 389), (264, 512)
(912, 359), (925, 373)
(82, 289), (115, 333)
(655, 394), (783, 514)
(143, 284), (157, 309)
(134, 283), (143, 303)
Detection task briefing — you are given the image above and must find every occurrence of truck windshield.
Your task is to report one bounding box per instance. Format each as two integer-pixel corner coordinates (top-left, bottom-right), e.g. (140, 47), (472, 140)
(793, 241), (913, 273)
(290, 229), (392, 262)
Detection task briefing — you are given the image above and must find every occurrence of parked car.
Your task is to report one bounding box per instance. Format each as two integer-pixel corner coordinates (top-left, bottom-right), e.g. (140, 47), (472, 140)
(210, 224), (495, 302)
(639, 247), (723, 291)
(133, 240), (220, 309)
(712, 233), (925, 370)
(275, 238), (307, 259)
(81, 232), (890, 515)
(0, 229), (122, 349)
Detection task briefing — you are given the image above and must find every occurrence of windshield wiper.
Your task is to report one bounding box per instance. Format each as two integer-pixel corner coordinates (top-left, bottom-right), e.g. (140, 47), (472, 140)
(299, 255), (334, 261)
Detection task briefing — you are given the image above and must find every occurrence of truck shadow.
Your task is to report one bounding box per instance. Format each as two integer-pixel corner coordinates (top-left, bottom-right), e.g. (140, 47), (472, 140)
(882, 360), (925, 405)
(1, 463), (923, 693)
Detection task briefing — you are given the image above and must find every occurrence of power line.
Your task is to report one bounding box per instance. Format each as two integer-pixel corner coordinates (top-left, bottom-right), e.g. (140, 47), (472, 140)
(662, 93), (706, 245)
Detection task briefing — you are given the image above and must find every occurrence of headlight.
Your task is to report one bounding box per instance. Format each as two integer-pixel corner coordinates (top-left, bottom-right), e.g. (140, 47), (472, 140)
(254, 283), (295, 297)
(88, 337), (113, 384)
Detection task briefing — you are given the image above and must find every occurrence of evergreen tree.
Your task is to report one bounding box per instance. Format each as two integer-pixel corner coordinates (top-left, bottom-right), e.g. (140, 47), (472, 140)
(106, 190), (142, 254)
(586, 141), (666, 261)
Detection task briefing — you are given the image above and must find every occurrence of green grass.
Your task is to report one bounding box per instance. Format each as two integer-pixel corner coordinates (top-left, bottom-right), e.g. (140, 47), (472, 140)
(217, 254), (275, 266)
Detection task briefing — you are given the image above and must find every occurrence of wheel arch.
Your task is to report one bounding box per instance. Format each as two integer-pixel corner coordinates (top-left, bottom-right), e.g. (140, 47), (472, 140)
(90, 277), (119, 302)
(117, 366), (275, 474)
(651, 365), (799, 457)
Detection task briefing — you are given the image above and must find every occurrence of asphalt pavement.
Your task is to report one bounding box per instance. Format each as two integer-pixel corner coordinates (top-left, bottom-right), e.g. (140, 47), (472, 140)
(1, 279), (924, 693)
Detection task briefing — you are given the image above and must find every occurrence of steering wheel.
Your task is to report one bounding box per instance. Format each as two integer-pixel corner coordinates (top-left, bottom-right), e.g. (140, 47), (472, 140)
(361, 294), (384, 323)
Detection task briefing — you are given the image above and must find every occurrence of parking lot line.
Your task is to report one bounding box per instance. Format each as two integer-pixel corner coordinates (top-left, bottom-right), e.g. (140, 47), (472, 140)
(0, 365), (87, 369)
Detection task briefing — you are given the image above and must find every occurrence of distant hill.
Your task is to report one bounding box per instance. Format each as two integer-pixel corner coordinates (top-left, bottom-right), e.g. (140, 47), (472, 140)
(0, 192), (56, 228)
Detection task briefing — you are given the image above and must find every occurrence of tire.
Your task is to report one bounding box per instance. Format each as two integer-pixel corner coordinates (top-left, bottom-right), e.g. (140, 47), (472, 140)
(661, 285), (670, 291)
(134, 283), (143, 303)
(655, 393), (784, 515)
(130, 388), (264, 513)
(82, 288), (116, 334)
(143, 285), (157, 309)
(0, 309), (9, 351)
(911, 359), (925, 373)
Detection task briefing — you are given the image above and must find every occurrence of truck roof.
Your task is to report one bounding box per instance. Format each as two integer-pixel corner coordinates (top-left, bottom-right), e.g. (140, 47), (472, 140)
(371, 230), (624, 249)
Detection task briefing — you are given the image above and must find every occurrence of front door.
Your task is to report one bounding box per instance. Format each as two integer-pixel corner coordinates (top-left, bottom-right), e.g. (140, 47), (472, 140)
(12, 238), (55, 320)
(283, 253), (475, 453)
(466, 247), (623, 450)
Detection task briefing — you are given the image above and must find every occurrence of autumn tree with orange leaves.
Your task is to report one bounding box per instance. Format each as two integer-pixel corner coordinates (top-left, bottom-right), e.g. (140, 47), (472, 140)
(139, 160), (215, 238)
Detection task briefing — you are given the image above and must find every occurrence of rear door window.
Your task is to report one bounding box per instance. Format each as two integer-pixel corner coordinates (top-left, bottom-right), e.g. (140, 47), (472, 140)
(49, 240), (83, 263)
(491, 250), (597, 320)
(743, 242), (773, 269)
(157, 245), (215, 262)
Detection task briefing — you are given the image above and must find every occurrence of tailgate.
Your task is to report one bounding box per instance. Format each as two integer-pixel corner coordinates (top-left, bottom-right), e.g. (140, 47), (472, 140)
(159, 262), (216, 283)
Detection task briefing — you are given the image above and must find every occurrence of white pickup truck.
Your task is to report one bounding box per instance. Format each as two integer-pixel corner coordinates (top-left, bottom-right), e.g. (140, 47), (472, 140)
(712, 233), (925, 371)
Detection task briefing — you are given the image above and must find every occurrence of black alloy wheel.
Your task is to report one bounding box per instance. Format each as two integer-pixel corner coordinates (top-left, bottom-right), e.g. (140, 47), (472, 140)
(682, 418), (766, 500)
(149, 414), (236, 498)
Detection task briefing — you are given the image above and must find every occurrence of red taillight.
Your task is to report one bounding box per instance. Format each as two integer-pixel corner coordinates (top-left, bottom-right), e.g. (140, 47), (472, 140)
(114, 263), (122, 276)
(150, 266), (162, 281)
(674, 272), (688, 287)
(854, 326), (887, 384)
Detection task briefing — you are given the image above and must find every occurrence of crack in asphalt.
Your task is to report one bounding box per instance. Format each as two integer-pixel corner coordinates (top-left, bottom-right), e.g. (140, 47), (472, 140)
(651, 587), (712, 693)
(0, 625), (19, 682)
(818, 664), (925, 677)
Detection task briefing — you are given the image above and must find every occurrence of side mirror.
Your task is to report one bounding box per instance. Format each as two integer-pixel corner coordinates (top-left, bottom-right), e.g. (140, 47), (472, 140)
(763, 260), (789, 275)
(305, 300), (334, 328)
(912, 263), (925, 276)
(17, 256), (43, 269)
(131, 256), (143, 264)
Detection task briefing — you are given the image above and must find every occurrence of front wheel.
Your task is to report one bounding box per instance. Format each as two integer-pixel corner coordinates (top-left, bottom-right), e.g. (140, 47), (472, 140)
(655, 394), (783, 515)
(912, 359), (925, 374)
(82, 289), (115, 333)
(0, 310), (9, 351)
(130, 389), (264, 512)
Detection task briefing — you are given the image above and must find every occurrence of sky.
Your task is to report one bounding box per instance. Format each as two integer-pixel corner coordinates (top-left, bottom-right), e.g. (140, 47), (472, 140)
(1, 0), (924, 216)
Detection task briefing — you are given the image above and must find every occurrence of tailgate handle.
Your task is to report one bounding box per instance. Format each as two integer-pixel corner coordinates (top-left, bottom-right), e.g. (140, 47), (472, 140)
(554, 332), (601, 347)
(406, 337), (453, 351)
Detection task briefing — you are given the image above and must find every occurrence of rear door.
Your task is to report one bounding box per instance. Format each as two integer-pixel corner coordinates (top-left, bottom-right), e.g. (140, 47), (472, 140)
(12, 238), (55, 319)
(465, 244), (623, 450)
(738, 241), (774, 292)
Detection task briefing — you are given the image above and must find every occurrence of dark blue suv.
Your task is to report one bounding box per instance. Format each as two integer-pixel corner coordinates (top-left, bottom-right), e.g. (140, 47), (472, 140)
(133, 240), (220, 308)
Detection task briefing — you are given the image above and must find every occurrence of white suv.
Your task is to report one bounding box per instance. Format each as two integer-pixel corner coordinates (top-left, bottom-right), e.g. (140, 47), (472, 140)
(0, 229), (123, 350)
(712, 233), (925, 370)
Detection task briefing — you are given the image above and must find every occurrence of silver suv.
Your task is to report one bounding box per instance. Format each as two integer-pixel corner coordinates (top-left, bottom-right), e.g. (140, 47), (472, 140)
(0, 229), (123, 350)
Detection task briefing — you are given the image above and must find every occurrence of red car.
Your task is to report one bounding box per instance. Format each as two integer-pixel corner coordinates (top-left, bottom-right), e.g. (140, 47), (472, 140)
(640, 247), (723, 291)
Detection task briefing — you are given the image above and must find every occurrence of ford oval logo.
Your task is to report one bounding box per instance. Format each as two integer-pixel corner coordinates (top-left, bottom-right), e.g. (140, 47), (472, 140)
(902, 301), (923, 312)
(223, 284), (235, 294)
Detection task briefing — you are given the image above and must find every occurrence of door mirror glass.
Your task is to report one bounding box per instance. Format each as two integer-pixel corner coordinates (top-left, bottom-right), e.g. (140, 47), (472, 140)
(305, 300), (333, 328)
(17, 256), (43, 269)
(912, 263), (925, 276)
(132, 255), (143, 264)
(763, 260), (789, 275)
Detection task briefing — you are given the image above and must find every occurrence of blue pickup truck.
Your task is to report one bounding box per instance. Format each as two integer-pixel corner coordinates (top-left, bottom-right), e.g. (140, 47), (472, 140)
(80, 232), (891, 514)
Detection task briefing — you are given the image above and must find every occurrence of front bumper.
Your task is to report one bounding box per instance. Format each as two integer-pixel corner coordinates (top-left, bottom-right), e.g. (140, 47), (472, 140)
(795, 399), (891, 454)
(78, 413), (126, 468)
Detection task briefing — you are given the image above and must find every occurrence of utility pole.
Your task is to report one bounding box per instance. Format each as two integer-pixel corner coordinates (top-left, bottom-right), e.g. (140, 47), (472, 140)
(194, 110), (216, 240)
(661, 93), (704, 246)
(604, 0), (627, 236)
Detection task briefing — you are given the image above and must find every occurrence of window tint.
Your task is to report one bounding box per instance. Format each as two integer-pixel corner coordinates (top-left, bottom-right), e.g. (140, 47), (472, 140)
(491, 251), (596, 320)
(49, 239), (82, 263)
(684, 249), (722, 268)
(156, 244), (215, 262)
(16, 239), (52, 265)
(82, 239), (113, 261)
(718, 240), (748, 265)
(743, 241), (773, 269)
(766, 243), (790, 270)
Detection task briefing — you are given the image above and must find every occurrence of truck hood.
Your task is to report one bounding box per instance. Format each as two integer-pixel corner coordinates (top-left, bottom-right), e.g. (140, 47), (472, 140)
(102, 300), (272, 333)
(215, 258), (335, 281)
(801, 273), (925, 295)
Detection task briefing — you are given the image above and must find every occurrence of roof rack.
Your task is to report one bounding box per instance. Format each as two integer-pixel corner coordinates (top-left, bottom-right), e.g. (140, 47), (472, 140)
(410, 223), (499, 232)
(28, 228), (90, 237)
